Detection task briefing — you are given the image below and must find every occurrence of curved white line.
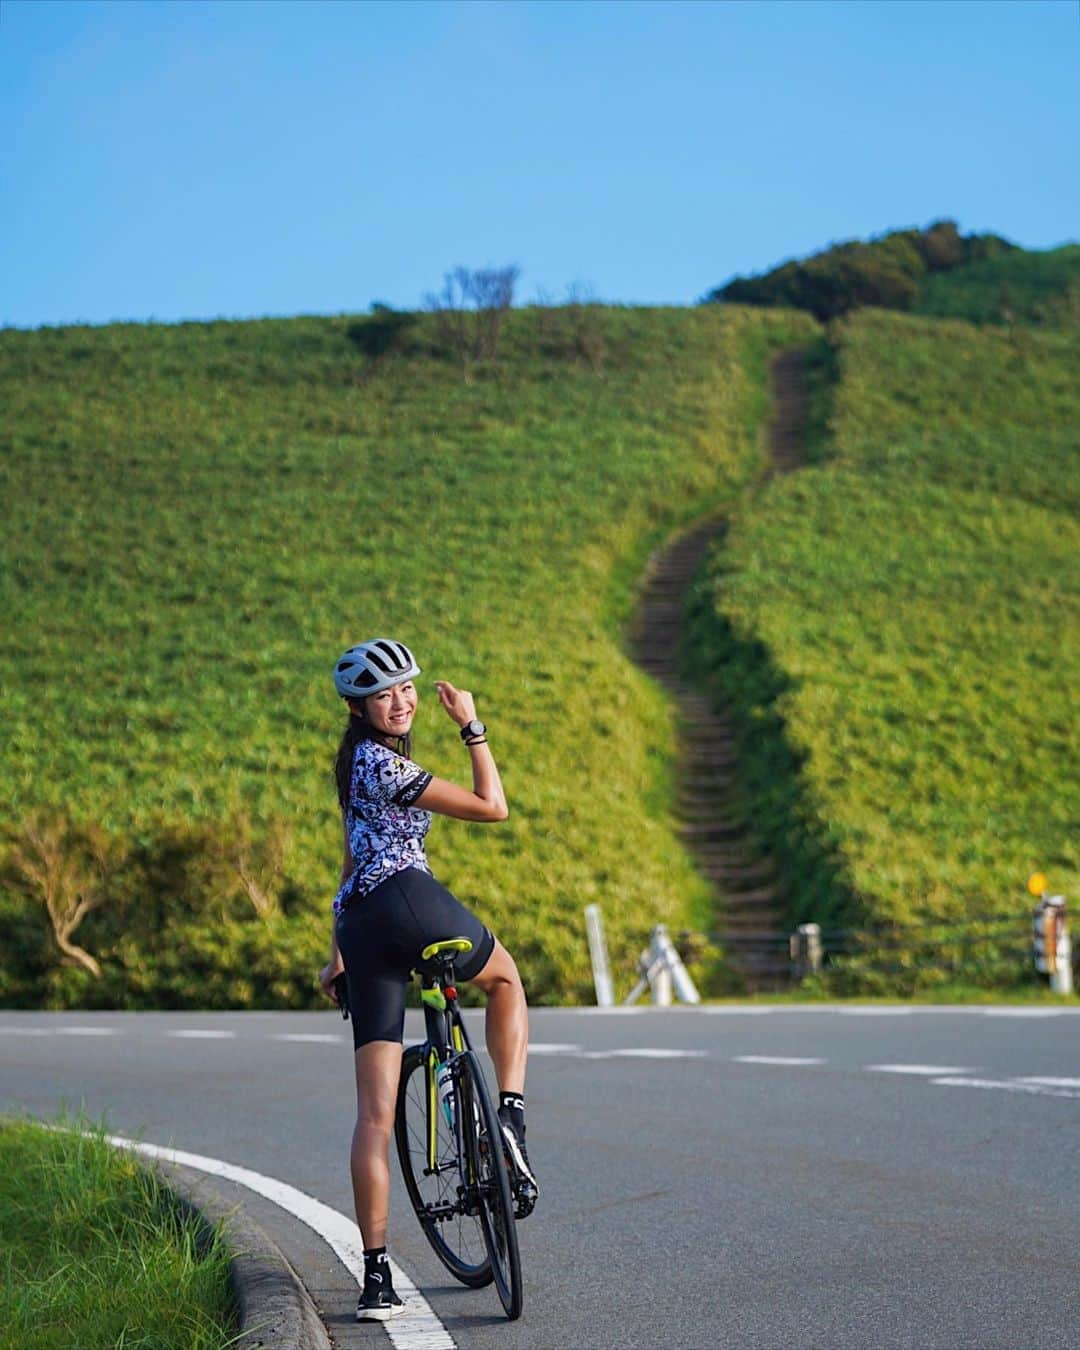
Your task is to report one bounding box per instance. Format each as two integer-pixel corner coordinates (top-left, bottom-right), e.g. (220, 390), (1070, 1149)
(106, 1134), (454, 1349)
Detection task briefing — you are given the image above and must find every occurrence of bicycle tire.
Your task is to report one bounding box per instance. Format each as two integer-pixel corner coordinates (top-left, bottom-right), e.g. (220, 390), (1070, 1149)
(457, 1050), (524, 1320)
(394, 1044), (493, 1288)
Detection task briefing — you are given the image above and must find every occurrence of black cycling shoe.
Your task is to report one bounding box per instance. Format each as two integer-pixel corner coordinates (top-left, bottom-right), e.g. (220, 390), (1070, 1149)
(356, 1276), (405, 1321)
(498, 1110), (539, 1218)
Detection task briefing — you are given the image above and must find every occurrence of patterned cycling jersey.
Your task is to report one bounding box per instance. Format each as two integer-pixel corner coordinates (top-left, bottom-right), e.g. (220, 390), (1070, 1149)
(333, 738), (434, 913)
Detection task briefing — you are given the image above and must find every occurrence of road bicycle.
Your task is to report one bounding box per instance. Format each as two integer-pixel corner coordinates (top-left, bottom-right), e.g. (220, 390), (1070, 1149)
(392, 937), (524, 1320)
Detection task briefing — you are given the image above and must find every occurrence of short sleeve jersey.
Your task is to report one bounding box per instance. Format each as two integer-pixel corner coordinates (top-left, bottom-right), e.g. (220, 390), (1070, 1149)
(333, 739), (434, 913)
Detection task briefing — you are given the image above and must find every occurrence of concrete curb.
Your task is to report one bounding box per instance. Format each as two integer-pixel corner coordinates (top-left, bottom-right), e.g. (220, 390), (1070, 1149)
(162, 1161), (332, 1350)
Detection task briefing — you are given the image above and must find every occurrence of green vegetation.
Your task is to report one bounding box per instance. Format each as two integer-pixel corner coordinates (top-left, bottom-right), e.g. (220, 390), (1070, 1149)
(0, 1116), (235, 1349)
(688, 310), (1079, 992)
(704, 220), (1016, 320)
(0, 304), (816, 1006)
(915, 243), (1080, 327)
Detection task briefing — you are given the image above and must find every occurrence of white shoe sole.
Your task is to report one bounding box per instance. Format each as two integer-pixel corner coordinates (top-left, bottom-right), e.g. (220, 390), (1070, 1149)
(499, 1122), (539, 1194)
(357, 1302), (406, 1321)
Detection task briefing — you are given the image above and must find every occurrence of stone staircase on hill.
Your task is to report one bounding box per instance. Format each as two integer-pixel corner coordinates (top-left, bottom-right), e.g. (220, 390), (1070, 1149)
(629, 348), (809, 988)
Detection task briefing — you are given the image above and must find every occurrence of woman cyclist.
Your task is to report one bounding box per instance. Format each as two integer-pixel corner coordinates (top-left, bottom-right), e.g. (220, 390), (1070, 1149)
(318, 637), (537, 1322)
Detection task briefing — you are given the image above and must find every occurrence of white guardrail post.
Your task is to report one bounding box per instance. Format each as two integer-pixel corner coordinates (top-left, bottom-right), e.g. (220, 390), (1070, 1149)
(584, 904), (615, 1007)
(621, 922), (701, 1007)
(1033, 891), (1073, 996)
(789, 923), (823, 981)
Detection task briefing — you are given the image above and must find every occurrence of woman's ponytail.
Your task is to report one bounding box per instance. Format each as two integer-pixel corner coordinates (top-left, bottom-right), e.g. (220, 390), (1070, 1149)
(335, 713), (368, 810)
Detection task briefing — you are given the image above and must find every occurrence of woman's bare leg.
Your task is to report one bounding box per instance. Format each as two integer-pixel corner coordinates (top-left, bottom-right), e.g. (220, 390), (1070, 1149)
(350, 1040), (404, 1250)
(471, 939), (528, 1095)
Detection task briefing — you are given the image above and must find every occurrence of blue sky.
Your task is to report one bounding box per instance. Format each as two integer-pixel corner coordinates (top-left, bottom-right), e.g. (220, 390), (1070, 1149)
(2, 0), (1076, 328)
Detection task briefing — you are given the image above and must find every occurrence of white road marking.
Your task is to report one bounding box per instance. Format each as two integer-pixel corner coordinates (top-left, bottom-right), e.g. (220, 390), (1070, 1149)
(603, 1048), (708, 1059)
(273, 1033), (345, 1044)
(734, 1055), (825, 1066)
(932, 1076), (1080, 1101)
(867, 1064), (974, 1076)
(981, 1009), (1066, 1018)
(105, 1135), (454, 1349)
(527, 1043), (583, 1055)
(57, 1026), (117, 1036)
(1016, 1076), (1080, 1089)
(0, 1027), (52, 1036)
(167, 1030), (237, 1039)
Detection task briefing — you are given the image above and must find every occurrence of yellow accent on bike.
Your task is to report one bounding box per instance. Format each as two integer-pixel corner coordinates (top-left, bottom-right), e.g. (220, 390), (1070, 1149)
(421, 985), (447, 1012)
(427, 1046), (439, 1172)
(451, 1023), (464, 1054)
(421, 937), (474, 961)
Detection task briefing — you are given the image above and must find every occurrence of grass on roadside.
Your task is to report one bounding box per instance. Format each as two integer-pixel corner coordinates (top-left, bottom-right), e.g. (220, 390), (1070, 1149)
(0, 1115), (236, 1350)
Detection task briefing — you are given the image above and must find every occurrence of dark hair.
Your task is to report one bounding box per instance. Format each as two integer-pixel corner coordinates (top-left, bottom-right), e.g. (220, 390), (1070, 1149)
(334, 705), (413, 810)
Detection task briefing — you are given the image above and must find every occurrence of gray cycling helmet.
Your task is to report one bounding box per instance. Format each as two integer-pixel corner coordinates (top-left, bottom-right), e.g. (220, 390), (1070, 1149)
(334, 638), (421, 699)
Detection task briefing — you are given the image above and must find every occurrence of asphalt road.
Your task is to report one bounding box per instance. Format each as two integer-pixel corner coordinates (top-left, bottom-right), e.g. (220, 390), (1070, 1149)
(3, 1004), (1079, 1349)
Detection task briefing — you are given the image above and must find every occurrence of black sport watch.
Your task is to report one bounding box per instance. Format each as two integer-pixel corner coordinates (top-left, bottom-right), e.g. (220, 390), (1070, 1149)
(460, 719), (487, 742)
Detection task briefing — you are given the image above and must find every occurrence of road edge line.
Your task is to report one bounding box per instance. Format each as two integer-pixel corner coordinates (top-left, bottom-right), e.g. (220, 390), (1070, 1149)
(107, 1134), (455, 1350)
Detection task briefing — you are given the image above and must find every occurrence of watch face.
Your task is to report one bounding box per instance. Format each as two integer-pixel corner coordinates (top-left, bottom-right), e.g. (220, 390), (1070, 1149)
(465, 719), (486, 737)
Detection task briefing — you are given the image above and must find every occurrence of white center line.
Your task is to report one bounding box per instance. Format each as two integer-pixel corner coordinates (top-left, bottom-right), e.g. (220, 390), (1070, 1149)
(867, 1064), (974, 1076)
(527, 1043), (583, 1055)
(932, 1076), (1080, 1100)
(57, 1026), (117, 1036)
(982, 1009), (1065, 1018)
(167, 1030), (237, 1040)
(734, 1055), (825, 1067)
(1016, 1076), (1080, 1089)
(579, 1048), (708, 1060)
(273, 1033), (345, 1044)
(606, 1048), (708, 1059)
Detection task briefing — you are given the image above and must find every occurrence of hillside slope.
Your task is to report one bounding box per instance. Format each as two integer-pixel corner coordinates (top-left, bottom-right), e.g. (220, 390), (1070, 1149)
(705, 222), (1078, 329)
(914, 243), (1080, 327)
(688, 311), (1078, 988)
(0, 306), (815, 1007)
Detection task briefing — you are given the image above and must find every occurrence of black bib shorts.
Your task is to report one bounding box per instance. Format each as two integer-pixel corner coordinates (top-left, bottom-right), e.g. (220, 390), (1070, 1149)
(335, 866), (495, 1049)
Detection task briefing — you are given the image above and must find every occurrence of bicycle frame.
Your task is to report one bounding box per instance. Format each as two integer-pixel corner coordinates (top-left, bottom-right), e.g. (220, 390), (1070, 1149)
(418, 962), (472, 1177)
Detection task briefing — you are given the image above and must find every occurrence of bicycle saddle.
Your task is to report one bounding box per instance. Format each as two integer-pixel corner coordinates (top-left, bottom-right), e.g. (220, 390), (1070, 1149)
(420, 937), (474, 966)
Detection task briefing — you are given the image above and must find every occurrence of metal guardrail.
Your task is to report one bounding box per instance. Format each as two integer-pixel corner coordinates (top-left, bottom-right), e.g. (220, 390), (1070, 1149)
(584, 893), (1074, 1001)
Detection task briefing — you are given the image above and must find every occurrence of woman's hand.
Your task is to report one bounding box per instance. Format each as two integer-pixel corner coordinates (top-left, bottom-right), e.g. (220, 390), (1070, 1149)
(434, 680), (477, 728)
(319, 957), (344, 1002)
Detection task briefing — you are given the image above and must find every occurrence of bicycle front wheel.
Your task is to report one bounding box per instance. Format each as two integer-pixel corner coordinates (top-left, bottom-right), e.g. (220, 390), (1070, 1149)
(457, 1050), (523, 1320)
(394, 1044), (493, 1287)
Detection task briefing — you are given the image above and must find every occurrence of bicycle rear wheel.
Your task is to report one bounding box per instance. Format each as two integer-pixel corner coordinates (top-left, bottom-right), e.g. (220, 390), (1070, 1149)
(457, 1050), (523, 1320)
(394, 1044), (493, 1288)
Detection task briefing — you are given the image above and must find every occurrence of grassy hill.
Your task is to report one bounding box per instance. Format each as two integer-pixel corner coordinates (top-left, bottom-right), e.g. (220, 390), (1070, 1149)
(705, 222), (1079, 329)
(0, 304), (815, 1008)
(915, 243), (1080, 327)
(687, 310), (1079, 991)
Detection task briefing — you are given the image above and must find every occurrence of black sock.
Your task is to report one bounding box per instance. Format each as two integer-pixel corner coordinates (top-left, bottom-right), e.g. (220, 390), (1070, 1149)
(499, 1092), (525, 1132)
(363, 1247), (390, 1286)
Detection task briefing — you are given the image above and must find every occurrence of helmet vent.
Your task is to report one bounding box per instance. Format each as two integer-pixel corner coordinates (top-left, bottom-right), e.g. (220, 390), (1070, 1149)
(332, 638), (419, 699)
